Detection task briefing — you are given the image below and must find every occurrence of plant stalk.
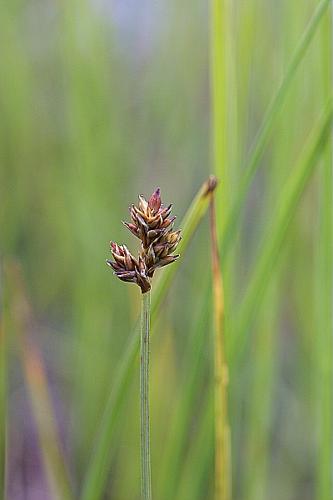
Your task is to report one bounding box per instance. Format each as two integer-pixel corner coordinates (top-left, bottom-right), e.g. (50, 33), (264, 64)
(210, 196), (231, 500)
(140, 290), (152, 500)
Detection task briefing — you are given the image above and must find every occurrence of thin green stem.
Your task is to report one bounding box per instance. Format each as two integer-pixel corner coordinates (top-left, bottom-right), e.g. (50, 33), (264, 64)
(140, 291), (152, 500)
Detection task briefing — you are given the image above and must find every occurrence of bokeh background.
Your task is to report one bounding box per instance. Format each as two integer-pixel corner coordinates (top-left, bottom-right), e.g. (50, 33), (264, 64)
(1, 1), (332, 499)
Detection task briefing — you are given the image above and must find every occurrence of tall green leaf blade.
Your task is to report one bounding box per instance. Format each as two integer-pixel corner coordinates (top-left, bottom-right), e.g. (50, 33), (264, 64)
(229, 98), (333, 366)
(0, 291), (6, 500)
(315, 7), (333, 499)
(221, 0), (332, 259)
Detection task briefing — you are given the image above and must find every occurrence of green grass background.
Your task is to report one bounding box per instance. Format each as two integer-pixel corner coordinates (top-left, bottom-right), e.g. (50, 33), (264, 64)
(0, 0), (332, 499)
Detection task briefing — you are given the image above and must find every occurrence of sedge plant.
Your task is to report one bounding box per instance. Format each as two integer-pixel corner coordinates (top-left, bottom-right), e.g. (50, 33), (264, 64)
(106, 188), (181, 500)
(82, 176), (217, 500)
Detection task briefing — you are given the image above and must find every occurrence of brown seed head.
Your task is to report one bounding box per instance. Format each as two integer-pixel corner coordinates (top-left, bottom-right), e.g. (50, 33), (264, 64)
(107, 242), (151, 293)
(107, 188), (181, 292)
(126, 188), (174, 249)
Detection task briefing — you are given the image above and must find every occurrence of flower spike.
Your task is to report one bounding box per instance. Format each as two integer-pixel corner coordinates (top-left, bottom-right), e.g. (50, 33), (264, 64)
(107, 188), (181, 292)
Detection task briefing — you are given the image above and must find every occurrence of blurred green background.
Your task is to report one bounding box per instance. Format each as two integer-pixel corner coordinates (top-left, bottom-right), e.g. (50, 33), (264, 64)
(0, 0), (332, 499)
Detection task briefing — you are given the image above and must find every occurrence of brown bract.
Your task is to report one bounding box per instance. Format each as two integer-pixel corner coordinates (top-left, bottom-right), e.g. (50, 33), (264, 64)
(107, 188), (181, 293)
(106, 242), (151, 293)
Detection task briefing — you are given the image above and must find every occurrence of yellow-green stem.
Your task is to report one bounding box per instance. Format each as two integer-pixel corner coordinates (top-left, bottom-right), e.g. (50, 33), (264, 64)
(140, 290), (152, 500)
(210, 197), (231, 500)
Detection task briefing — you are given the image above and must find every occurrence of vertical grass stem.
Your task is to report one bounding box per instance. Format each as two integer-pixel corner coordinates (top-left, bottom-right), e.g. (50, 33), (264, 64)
(140, 290), (152, 500)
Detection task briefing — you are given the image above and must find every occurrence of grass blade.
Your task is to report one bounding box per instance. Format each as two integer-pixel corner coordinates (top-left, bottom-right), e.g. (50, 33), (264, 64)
(151, 176), (218, 316)
(315, 7), (333, 499)
(240, 283), (278, 500)
(81, 176), (218, 500)
(22, 343), (74, 500)
(6, 261), (73, 500)
(0, 265), (6, 500)
(176, 393), (214, 500)
(210, 0), (233, 233)
(221, 0), (332, 258)
(315, 142), (333, 500)
(229, 97), (333, 366)
(157, 284), (211, 499)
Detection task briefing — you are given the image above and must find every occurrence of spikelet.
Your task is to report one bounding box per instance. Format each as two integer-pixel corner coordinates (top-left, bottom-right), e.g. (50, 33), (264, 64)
(107, 188), (181, 293)
(106, 242), (151, 293)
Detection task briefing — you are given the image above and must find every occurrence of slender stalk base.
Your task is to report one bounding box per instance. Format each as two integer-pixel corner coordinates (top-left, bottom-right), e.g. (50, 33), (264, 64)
(140, 290), (152, 500)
